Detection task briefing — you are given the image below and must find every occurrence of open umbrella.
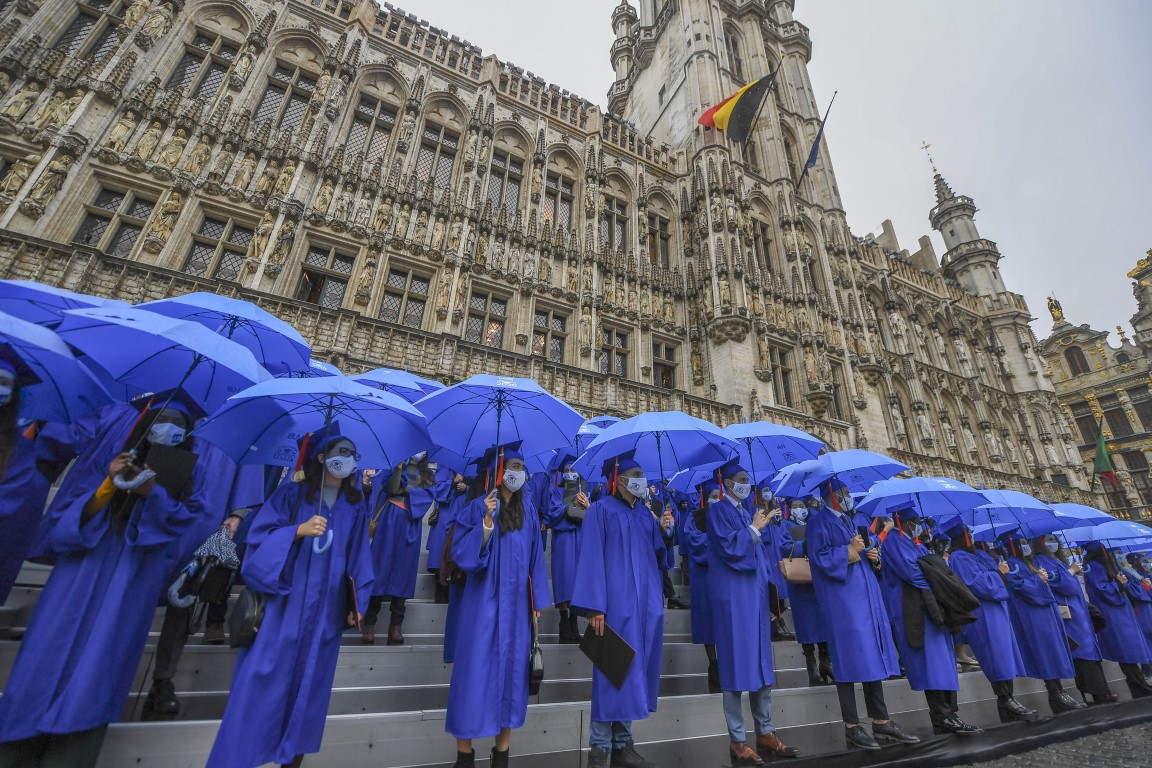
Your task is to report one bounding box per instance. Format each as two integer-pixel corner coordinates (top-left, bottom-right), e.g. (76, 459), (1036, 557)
(1050, 503), (1114, 525)
(0, 310), (112, 422)
(55, 306), (270, 413)
(0, 280), (123, 327)
(138, 292), (311, 376)
(722, 421), (825, 488)
(192, 376), (430, 469)
(276, 358), (343, 378)
(353, 367), (444, 404)
(958, 489), (1081, 541)
(858, 476), (986, 521)
(586, 415), (622, 431)
(770, 449), (909, 498)
(1064, 519), (1152, 548)
(572, 411), (739, 483)
(415, 374), (584, 463)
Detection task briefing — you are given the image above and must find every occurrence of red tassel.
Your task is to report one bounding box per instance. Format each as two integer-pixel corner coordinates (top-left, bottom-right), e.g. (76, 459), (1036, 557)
(610, 457), (619, 495)
(124, 396), (155, 449)
(496, 448), (505, 488)
(894, 512), (902, 537)
(716, 469), (724, 501)
(292, 433), (311, 482)
(964, 529), (972, 549)
(827, 481), (839, 511)
(22, 421), (39, 440)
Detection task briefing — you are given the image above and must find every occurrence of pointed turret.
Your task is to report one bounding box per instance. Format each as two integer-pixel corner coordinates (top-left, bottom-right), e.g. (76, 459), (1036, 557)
(929, 170), (1005, 296)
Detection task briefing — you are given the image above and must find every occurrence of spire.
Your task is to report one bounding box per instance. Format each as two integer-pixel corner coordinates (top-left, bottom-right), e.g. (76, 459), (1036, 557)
(933, 172), (955, 205)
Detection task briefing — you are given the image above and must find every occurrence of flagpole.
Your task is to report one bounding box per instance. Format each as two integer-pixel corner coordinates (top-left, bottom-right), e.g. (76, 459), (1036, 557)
(796, 90), (838, 193)
(743, 63), (781, 148)
(1089, 416), (1104, 492)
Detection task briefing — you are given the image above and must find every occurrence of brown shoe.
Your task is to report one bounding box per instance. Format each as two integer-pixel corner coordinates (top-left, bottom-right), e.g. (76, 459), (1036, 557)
(729, 741), (764, 765)
(387, 623), (404, 646)
(202, 625), (225, 645)
(361, 625), (375, 645)
(757, 732), (800, 758)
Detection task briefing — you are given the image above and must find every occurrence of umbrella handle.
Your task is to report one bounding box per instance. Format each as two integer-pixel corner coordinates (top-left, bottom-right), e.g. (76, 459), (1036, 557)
(312, 529), (333, 554)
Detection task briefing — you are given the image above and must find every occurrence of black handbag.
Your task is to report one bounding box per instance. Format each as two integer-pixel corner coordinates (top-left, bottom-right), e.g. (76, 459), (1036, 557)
(228, 491), (302, 649)
(528, 576), (544, 695)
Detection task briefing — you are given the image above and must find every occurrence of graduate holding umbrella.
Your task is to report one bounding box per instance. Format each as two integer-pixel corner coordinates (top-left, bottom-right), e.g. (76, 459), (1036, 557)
(1081, 543), (1152, 697)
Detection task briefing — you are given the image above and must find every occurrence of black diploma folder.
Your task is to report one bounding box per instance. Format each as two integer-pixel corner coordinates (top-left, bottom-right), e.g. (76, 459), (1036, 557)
(580, 621), (636, 689)
(143, 444), (199, 498)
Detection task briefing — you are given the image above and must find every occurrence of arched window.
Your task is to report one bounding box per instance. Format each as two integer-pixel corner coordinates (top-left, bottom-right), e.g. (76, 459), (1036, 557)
(724, 25), (744, 82)
(782, 130), (799, 183)
(1116, 352), (1131, 364)
(1064, 346), (1090, 375)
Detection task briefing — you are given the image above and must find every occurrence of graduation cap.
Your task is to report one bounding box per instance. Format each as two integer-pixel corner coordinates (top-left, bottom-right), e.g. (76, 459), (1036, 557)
(552, 452), (578, 486)
(291, 420), (347, 482)
(699, 477), (721, 502)
(719, 459), (747, 479)
(602, 449), (639, 495)
(472, 441), (524, 490)
(130, 388), (208, 424)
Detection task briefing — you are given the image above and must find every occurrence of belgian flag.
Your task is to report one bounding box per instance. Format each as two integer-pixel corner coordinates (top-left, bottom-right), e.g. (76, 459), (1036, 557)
(698, 68), (779, 144)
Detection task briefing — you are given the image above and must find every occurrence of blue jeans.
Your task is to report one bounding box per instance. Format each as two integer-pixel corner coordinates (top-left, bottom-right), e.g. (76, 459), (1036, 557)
(589, 720), (633, 750)
(722, 686), (774, 742)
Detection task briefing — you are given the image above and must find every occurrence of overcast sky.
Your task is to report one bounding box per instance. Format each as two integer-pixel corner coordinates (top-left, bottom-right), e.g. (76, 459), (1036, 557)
(399, 0), (1151, 341)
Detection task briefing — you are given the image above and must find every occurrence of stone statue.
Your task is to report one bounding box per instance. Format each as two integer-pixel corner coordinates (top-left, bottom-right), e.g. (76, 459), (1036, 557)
(889, 401), (906, 434)
(436, 270), (452, 309)
(749, 389), (762, 419)
(274, 162), (295, 196)
(804, 353), (819, 384)
(506, 244), (519, 273)
(463, 131), (479, 164)
(1047, 296), (1064, 322)
(692, 347), (704, 381)
(579, 309), (591, 348)
(354, 198), (371, 228)
(1006, 440), (1019, 465)
(702, 283), (714, 317)
(566, 262), (577, 291)
(332, 189), (353, 221)
(852, 369), (866, 397)
(758, 335), (769, 369)
(941, 419), (956, 448)
(246, 212), (274, 260)
(395, 203), (411, 238)
(312, 178), (334, 215)
(140, 2), (174, 38)
(0, 82), (40, 121)
(326, 75), (346, 110)
(962, 424), (977, 453)
(448, 217), (463, 249)
(180, 136), (212, 176)
(0, 152), (39, 196)
(1024, 444), (1037, 469)
(431, 216), (446, 250)
(627, 287), (637, 311)
(539, 254), (551, 283)
(156, 127), (187, 168)
(1043, 442), (1059, 466)
(933, 329), (947, 358)
(718, 273), (732, 306)
(916, 412), (936, 441)
(31, 91), (66, 131)
(413, 210), (429, 242)
(454, 274), (468, 312)
(582, 267), (593, 294)
(355, 259), (375, 297)
(229, 151), (255, 189)
(27, 153), (73, 206)
(105, 111), (138, 153)
(911, 317), (927, 350)
(233, 47), (255, 82)
(123, 0), (149, 28)
(370, 199), (391, 232)
(530, 165), (542, 198)
(398, 112), (416, 146)
(149, 192), (182, 242)
(663, 293), (673, 322)
(254, 163), (278, 196)
(269, 219), (297, 267)
(522, 251), (534, 280)
(133, 122), (163, 161)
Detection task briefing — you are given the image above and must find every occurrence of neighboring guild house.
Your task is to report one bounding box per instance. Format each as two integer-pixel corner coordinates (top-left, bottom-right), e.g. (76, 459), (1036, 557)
(0, 0), (1095, 504)
(1039, 252), (1152, 520)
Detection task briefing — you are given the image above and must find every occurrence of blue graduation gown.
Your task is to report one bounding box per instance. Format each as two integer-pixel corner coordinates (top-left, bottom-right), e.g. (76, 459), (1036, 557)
(207, 481), (374, 767)
(1035, 554), (1101, 662)
(0, 404), (210, 743)
(1003, 556), (1074, 680)
(444, 495), (551, 739)
(1083, 562), (1151, 664)
(425, 472), (463, 573)
(438, 490), (471, 664)
(806, 504), (900, 682)
(782, 521), (828, 645)
(543, 481), (584, 606)
(683, 507), (713, 645)
(369, 469), (450, 599)
(1123, 574), (1152, 652)
(948, 550), (1025, 683)
(879, 533), (959, 691)
(0, 425), (61, 603)
(706, 498), (775, 692)
(571, 495), (670, 722)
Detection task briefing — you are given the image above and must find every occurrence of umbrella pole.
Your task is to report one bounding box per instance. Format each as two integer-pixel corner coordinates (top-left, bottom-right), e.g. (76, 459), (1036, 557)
(656, 431), (666, 516)
(127, 356), (202, 454)
(746, 437), (760, 504)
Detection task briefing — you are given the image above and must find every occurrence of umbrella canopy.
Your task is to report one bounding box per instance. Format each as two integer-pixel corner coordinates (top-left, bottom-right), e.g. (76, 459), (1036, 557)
(0, 310), (112, 422)
(1064, 519), (1152, 547)
(138, 292), (310, 376)
(1049, 503), (1114, 525)
(572, 410), (739, 482)
(770, 449), (909, 498)
(415, 374), (584, 462)
(353, 367), (444, 404)
(722, 422), (825, 482)
(573, 421), (605, 455)
(0, 280), (123, 327)
(55, 306), (270, 412)
(192, 376), (430, 469)
(858, 476), (985, 520)
(275, 358), (343, 378)
(585, 415), (622, 430)
(959, 489), (1078, 540)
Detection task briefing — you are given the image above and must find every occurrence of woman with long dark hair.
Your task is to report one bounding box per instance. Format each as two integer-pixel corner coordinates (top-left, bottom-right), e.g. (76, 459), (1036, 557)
(781, 498), (834, 687)
(0, 396), (209, 768)
(1082, 543), (1152, 698)
(207, 429), (373, 768)
(1121, 552), (1152, 657)
(445, 443), (550, 768)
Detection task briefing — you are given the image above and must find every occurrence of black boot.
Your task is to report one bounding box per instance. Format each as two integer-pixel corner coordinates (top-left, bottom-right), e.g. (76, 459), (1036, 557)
(433, 580), (450, 604)
(569, 614), (580, 641)
(451, 751), (476, 768)
(771, 617), (795, 641)
(1122, 663), (1152, 698)
(142, 679), (180, 721)
(612, 740), (659, 768)
(705, 644), (722, 694)
(1046, 680), (1087, 713)
(997, 696), (1041, 723)
(558, 609), (577, 643)
(587, 747), (610, 768)
(490, 747), (509, 768)
(817, 643), (835, 684)
(803, 645), (822, 687)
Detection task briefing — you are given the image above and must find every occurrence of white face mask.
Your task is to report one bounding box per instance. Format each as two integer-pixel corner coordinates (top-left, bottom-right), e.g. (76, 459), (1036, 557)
(707, 496), (722, 506)
(909, 523), (924, 539)
(410, 451), (427, 462)
(761, 488), (773, 500)
(838, 493), (855, 512)
(729, 482), (751, 500)
(624, 476), (649, 499)
(1045, 540), (1060, 554)
(148, 421), (186, 446)
(325, 455), (357, 479)
(0, 383), (12, 407)
(1019, 542), (1033, 557)
(502, 469), (527, 492)
(791, 508), (808, 523)
(562, 471), (579, 483)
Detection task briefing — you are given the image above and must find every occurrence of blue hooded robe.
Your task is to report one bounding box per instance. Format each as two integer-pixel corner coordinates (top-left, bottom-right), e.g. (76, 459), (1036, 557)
(806, 503), (900, 682)
(1122, 571), (1152, 652)
(444, 493), (551, 739)
(571, 494), (670, 722)
(782, 519), (827, 645)
(683, 504), (713, 645)
(1003, 556), (1074, 680)
(207, 478), (374, 767)
(879, 532), (959, 691)
(369, 465), (452, 600)
(948, 549), (1025, 682)
(1035, 553), (1102, 662)
(543, 476), (585, 606)
(0, 404), (210, 743)
(706, 497), (775, 692)
(1083, 560), (1150, 664)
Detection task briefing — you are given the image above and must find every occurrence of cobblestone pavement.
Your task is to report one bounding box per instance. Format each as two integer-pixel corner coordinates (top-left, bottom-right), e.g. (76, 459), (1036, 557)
(962, 723), (1152, 767)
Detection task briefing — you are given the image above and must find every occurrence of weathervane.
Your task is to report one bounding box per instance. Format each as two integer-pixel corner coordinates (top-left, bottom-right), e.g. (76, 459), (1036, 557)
(921, 141), (938, 173)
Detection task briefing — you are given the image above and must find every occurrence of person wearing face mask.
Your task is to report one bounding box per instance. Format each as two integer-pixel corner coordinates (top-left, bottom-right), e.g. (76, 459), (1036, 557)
(1121, 552), (1152, 657)
(781, 498), (834, 687)
(0, 393), (213, 768)
(206, 429), (372, 768)
(684, 482), (720, 693)
(998, 534), (1088, 714)
(705, 462), (800, 764)
(1082, 544), (1152, 698)
(543, 455), (590, 643)
(806, 479), (919, 751)
(426, 463), (469, 605)
(946, 525), (1039, 722)
(1032, 535), (1117, 704)
(572, 450), (674, 768)
(443, 443), (550, 768)
(878, 508), (982, 736)
(361, 450), (452, 645)
(753, 487), (795, 642)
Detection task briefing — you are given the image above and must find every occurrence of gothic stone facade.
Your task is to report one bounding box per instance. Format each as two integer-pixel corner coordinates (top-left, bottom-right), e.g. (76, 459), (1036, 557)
(0, 0), (1093, 503)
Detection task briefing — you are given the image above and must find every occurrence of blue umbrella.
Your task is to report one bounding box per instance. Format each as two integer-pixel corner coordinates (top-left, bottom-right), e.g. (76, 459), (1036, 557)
(415, 374), (584, 463)
(276, 358), (343, 378)
(858, 476), (986, 520)
(586, 415), (622, 430)
(770, 449), (909, 498)
(722, 421), (825, 487)
(573, 421), (605, 455)
(0, 280), (123, 327)
(1064, 519), (1152, 547)
(353, 367), (444, 404)
(138, 292), (311, 376)
(959, 489), (1076, 541)
(192, 376), (430, 469)
(55, 306), (270, 412)
(572, 411), (739, 483)
(1050, 503), (1114, 524)
(0, 310), (112, 422)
